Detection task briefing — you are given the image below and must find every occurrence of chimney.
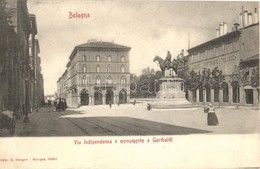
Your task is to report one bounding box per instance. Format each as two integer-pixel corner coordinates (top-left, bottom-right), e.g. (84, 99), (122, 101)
(223, 22), (228, 34)
(248, 13), (252, 25)
(216, 28), (220, 37)
(243, 10), (248, 26)
(254, 8), (258, 23)
(219, 23), (224, 36)
(234, 23), (240, 30)
(239, 12), (243, 27)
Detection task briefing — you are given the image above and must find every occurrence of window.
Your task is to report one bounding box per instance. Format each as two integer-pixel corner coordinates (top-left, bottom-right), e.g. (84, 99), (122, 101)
(82, 65), (87, 72)
(82, 55), (86, 61)
(82, 76), (87, 84)
(96, 76), (101, 85)
(108, 56), (111, 62)
(107, 65), (111, 72)
(96, 55), (100, 62)
(96, 65), (100, 72)
(107, 76), (112, 84)
(121, 65), (125, 73)
(121, 56), (125, 62)
(120, 76), (126, 85)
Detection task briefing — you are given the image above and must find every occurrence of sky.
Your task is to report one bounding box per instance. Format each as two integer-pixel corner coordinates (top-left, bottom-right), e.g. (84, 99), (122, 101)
(27, 1), (258, 95)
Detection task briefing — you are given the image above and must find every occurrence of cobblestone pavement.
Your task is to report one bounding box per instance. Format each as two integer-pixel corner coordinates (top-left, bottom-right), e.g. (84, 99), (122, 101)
(1, 103), (259, 137)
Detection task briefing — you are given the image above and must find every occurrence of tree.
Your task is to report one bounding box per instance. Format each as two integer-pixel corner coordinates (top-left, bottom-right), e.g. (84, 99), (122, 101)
(230, 65), (245, 108)
(210, 67), (224, 88)
(185, 69), (200, 92)
(210, 67), (225, 107)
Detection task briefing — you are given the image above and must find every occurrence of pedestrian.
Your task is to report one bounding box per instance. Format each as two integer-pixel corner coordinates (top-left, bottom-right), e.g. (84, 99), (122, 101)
(133, 99), (136, 106)
(118, 101), (120, 107)
(205, 103), (219, 126)
(147, 103), (151, 111)
(109, 101), (112, 108)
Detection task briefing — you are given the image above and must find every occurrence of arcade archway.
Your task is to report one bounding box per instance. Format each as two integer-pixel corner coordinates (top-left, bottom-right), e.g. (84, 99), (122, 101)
(199, 87), (203, 102)
(205, 85), (211, 102)
(222, 82), (229, 102)
(232, 81), (240, 103)
(119, 89), (127, 104)
(106, 89), (114, 104)
(80, 89), (89, 105)
(94, 90), (102, 105)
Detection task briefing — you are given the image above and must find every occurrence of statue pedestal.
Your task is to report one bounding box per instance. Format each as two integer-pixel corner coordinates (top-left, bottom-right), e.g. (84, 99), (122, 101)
(150, 77), (192, 109)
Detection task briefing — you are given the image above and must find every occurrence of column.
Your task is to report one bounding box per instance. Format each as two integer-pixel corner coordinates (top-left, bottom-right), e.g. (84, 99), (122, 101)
(253, 88), (259, 105)
(89, 94), (94, 105)
(102, 90), (106, 105)
(203, 89), (206, 103)
(219, 89), (223, 104)
(127, 94), (130, 103)
(211, 89), (214, 103)
(188, 90), (193, 102)
(239, 86), (245, 105)
(196, 89), (199, 103)
(113, 94), (118, 105)
(229, 87), (233, 104)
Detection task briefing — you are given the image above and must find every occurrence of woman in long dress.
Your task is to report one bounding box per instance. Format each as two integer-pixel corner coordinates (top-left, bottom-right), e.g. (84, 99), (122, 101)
(207, 103), (219, 126)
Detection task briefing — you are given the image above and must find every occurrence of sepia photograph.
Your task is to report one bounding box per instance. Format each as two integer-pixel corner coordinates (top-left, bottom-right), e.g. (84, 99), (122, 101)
(0, 0), (259, 168)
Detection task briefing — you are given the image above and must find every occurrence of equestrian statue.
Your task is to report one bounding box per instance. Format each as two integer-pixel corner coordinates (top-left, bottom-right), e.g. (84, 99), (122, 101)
(153, 51), (178, 73)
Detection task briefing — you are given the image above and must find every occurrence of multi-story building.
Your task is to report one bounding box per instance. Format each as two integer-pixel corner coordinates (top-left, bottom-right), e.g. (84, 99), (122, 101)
(0, 0), (44, 115)
(57, 40), (131, 107)
(187, 8), (259, 106)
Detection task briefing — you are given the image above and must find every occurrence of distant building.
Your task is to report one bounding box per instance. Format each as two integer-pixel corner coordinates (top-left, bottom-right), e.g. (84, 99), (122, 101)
(44, 95), (55, 105)
(187, 8), (259, 106)
(57, 40), (131, 107)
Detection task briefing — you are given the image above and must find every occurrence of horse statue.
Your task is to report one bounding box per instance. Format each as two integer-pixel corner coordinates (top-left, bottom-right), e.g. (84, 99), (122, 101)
(153, 51), (178, 73)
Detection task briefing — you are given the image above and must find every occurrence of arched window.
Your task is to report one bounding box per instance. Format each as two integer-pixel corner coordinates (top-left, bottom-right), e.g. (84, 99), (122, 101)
(108, 55), (111, 62)
(107, 76), (113, 84)
(121, 65), (125, 73)
(96, 55), (100, 62)
(120, 76), (126, 85)
(82, 65), (87, 72)
(107, 65), (111, 72)
(82, 55), (86, 61)
(82, 76), (87, 84)
(96, 65), (100, 72)
(96, 76), (101, 85)
(121, 56), (125, 62)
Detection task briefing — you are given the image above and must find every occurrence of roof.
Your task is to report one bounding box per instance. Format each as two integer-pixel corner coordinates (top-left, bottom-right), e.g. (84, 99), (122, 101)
(69, 41), (131, 60)
(188, 23), (259, 53)
(241, 54), (259, 62)
(76, 41), (131, 50)
(188, 30), (240, 53)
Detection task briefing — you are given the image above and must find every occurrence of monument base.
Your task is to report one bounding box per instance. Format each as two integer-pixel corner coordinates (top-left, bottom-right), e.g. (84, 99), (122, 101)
(150, 98), (192, 109)
(148, 77), (192, 109)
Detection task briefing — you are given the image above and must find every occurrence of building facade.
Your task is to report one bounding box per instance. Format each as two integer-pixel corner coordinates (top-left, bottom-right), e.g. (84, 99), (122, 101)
(187, 8), (259, 106)
(57, 40), (131, 107)
(0, 0), (44, 115)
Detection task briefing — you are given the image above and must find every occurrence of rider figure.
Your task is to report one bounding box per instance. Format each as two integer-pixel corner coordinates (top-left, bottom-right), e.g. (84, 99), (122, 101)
(164, 51), (172, 70)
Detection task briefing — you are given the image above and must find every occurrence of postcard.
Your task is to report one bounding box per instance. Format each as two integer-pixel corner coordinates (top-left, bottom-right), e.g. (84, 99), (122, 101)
(0, 1), (259, 169)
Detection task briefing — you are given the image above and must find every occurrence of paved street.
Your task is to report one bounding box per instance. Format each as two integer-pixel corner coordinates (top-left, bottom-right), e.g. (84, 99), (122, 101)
(1, 103), (259, 137)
